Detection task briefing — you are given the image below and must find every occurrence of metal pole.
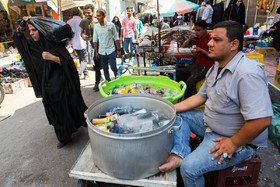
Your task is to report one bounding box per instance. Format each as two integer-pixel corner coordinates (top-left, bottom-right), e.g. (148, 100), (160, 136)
(58, 0), (63, 21)
(157, 0), (161, 53)
(254, 7), (257, 26)
(245, 0), (249, 24)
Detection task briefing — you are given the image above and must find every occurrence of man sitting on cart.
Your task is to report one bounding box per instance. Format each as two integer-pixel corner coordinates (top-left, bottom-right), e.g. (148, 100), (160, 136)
(177, 20), (214, 98)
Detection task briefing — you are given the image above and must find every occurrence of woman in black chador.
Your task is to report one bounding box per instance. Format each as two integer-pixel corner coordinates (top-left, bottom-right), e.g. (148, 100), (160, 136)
(13, 16), (87, 149)
(223, 0), (245, 26)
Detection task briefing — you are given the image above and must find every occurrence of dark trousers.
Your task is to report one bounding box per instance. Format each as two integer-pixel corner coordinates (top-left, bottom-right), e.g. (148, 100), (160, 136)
(176, 63), (209, 98)
(87, 42), (102, 85)
(99, 51), (117, 81)
(76, 48), (89, 76)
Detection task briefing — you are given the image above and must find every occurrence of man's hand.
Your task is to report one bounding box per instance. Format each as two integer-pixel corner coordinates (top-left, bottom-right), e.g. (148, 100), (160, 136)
(94, 52), (99, 60)
(116, 50), (121, 57)
(191, 46), (202, 54)
(209, 137), (239, 164)
(119, 36), (123, 41)
(188, 34), (196, 42)
(42, 51), (60, 64)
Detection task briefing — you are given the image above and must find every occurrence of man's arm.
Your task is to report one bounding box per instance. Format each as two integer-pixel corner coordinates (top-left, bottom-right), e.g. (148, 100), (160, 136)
(135, 30), (138, 39)
(192, 46), (209, 56)
(80, 28), (88, 41)
(134, 20), (138, 39)
(181, 34), (195, 48)
(120, 28), (124, 41)
(175, 94), (206, 113)
(140, 22), (143, 37)
(210, 117), (271, 164)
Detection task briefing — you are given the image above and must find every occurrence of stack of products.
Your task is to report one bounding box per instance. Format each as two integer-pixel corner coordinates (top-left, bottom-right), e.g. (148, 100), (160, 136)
(91, 106), (171, 134)
(107, 83), (178, 97)
(1, 61), (29, 94)
(153, 27), (193, 47)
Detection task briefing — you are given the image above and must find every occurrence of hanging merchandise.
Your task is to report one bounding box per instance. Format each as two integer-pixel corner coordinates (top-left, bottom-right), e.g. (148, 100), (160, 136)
(256, 0), (275, 13)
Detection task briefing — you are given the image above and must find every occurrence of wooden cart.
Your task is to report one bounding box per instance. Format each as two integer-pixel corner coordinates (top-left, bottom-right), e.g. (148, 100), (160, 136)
(69, 142), (177, 187)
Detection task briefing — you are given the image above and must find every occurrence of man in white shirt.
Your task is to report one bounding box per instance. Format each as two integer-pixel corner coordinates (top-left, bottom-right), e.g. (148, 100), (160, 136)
(160, 21), (170, 30)
(202, 0), (213, 29)
(67, 8), (89, 79)
(196, 2), (206, 22)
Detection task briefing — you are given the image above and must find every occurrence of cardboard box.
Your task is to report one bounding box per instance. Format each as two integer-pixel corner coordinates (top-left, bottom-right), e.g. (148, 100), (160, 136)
(274, 69), (280, 89)
(3, 78), (28, 94)
(255, 47), (279, 57)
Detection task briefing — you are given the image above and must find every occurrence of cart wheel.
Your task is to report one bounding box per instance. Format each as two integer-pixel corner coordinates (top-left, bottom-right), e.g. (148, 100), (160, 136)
(0, 85), (5, 105)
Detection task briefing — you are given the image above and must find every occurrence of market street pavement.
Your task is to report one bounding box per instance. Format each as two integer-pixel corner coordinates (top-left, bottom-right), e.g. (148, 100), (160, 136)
(0, 26), (279, 186)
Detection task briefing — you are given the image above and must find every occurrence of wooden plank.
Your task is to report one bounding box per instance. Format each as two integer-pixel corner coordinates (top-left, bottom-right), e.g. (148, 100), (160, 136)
(69, 142), (177, 187)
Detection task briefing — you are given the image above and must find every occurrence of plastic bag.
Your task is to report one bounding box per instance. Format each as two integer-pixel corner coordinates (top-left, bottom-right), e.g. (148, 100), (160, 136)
(268, 104), (280, 149)
(29, 17), (73, 45)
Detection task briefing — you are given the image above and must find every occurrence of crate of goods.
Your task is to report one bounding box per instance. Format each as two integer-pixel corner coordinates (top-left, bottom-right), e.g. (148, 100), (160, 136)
(274, 69), (280, 89)
(174, 54), (197, 70)
(99, 75), (186, 104)
(245, 52), (264, 63)
(204, 155), (261, 187)
(3, 78), (28, 94)
(255, 47), (279, 57)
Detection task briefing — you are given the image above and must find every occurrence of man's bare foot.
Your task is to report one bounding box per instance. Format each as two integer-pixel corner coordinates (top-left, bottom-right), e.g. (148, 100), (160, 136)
(158, 153), (183, 172)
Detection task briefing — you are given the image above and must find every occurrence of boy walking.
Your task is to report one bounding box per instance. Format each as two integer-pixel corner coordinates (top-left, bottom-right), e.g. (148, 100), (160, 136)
(93, 9), (121, 81)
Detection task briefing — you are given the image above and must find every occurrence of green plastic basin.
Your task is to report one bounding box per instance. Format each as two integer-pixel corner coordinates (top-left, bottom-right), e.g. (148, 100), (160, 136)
(98, 75), (186, 104)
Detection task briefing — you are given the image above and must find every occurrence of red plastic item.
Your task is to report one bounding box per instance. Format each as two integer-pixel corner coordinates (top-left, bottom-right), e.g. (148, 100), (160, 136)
(204, 155), (262, 187)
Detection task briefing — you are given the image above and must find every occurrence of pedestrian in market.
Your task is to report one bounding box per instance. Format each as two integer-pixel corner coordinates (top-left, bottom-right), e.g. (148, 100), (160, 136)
(13, 16), (88, 149)
(93, 9), (121, 82)
(178, 20), (214, 98)
(159, 21), (273, 186)
(133, 12), (143, 38)
(160, 20), (170, 30)
(112, 16), (122, 37)
(67, 8), (89, 79)
(202, 0), (213, 29)
(80, 4), (102, 92)
(223, 0), (246, 26)
(196, 2), (206, 22)
(120, 7), (138, 66)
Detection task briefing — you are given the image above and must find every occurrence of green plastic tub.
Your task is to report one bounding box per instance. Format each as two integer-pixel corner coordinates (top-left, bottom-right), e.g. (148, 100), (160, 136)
(98, 75), (186, 104)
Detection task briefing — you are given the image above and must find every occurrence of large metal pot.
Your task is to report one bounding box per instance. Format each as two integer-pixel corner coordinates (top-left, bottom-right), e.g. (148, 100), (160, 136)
(85, 94), (181, 180)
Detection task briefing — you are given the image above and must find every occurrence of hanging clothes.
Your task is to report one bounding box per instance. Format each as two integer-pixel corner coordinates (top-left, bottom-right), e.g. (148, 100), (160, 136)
(257, 0), (275, 13)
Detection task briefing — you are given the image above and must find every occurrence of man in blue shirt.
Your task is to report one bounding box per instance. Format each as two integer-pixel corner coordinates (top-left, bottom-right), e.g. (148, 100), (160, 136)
(93, 9), (121, 81)
(133, 12), (143, 38)
(158, 21), (273, 186)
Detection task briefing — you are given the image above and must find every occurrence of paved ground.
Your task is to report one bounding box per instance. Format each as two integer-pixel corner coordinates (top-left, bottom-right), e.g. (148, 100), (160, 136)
(0, 26), (279, 186)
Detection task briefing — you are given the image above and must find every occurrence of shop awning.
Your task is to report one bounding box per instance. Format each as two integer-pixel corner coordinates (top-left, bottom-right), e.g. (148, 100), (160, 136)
(60, 0), (94, 11)
(160, 0), (199, 17)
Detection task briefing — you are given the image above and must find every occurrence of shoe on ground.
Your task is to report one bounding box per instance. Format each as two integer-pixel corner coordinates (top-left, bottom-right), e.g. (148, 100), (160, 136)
(57, 141), (68, 149)
(93, 84), (99, 92)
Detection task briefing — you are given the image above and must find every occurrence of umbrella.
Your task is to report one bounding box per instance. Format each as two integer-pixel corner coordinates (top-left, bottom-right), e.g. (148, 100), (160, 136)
(142, 9), (157, 15)
(160, 0), (199, 17)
